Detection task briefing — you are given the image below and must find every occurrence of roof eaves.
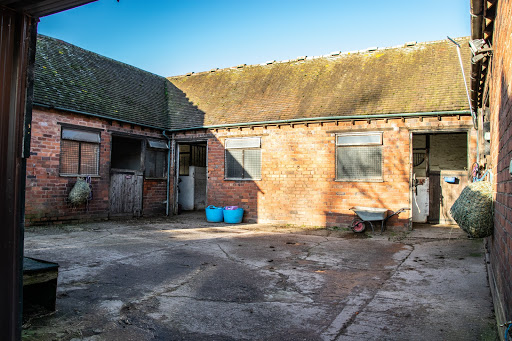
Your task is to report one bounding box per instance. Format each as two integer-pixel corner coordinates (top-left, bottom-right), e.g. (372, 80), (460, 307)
(34, 102), (168, 131)
(164, 110), (472, 133)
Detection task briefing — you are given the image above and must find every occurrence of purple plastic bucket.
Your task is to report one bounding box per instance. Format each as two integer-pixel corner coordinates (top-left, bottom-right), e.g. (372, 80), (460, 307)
(224, 206), (239, 210)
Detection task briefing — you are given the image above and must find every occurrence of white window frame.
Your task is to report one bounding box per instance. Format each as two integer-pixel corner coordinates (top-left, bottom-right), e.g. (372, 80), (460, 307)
(335, 132), (383, 182)
(224, 137), (262, 180)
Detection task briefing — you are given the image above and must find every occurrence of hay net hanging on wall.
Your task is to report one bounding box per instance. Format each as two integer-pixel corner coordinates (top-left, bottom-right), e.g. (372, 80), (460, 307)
(450, 180), (493, 238)
(68, 177), (91, 206)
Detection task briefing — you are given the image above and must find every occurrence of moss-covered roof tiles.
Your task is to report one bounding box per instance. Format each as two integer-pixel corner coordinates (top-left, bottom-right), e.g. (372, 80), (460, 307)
(34, 35), (172, 129)
(169, 37), (471, 129)
(34, 35), (471, 131)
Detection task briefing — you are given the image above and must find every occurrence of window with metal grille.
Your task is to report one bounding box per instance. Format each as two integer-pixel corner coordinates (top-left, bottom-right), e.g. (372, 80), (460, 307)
(60, 127), (100, 176)
(336, 132), (383, 181)
(225, 137), (261, 180)
(145, 140), (168, 178)
(191, 145), (206, 167)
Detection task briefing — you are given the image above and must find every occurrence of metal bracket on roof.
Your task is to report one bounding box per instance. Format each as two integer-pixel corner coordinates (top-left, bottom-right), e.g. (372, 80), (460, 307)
(469, 39), (493, 63)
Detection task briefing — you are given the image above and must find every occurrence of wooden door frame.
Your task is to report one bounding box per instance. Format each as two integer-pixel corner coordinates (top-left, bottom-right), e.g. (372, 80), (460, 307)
(173, 138), (209, 214)
(109, 134), (145, 217)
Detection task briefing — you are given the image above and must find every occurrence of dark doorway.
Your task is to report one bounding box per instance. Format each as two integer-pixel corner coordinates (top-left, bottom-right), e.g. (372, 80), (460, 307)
(412, 132), (469, 224)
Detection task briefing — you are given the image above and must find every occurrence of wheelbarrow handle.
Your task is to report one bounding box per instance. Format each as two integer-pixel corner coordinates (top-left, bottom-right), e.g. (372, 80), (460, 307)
(385, 207), (410, 221)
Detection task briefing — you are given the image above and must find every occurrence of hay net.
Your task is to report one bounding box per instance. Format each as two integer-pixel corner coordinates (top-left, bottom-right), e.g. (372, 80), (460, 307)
(450, 180), (493, 238)
(68, 177), (91, 206)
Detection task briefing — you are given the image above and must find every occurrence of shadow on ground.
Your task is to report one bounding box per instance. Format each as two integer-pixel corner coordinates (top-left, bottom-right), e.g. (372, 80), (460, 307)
(23, 213), (497, 341)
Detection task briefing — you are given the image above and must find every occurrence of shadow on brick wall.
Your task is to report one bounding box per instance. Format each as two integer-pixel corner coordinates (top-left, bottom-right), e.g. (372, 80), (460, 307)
(489, 69), (512, 324)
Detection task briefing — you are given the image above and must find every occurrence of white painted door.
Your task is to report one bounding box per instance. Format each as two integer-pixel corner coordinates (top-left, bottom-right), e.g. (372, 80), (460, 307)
(194, 166), (207, 210)
(178, 165), (195, 211)
(412, 176), (429, 223)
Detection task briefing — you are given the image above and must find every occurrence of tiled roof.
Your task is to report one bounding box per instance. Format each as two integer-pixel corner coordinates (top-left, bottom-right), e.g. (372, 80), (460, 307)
(169, 37), (471, 129)
(34, 35), (172, 129)
(166, 82), (206, 130)
(34, 35), (471, 132)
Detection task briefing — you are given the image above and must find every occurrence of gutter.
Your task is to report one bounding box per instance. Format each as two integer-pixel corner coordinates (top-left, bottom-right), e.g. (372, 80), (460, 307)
(165, 110), (472, 133)
(34, 102), (470, 134)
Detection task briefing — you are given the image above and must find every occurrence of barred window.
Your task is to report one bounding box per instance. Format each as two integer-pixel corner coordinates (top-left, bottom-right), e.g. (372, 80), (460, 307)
(178, 144), (206, 176)
(225, 137), (261, 180)
(336, 132), (383, 181)
(145, 140), (168, 178)
(60, 127), (100, 176)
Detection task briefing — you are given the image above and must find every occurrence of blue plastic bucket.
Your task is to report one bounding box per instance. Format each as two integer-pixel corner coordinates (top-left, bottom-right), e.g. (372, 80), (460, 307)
(223, 207), (244, 223)
(205, 205), (223, 222)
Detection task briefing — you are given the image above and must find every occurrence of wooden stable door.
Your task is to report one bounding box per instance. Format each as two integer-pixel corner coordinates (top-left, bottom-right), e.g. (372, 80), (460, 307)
(109, 171), (143, 217)
(428, 171), (469, 224)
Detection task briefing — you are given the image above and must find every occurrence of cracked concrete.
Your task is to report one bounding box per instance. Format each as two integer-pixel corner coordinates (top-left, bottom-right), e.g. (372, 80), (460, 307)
(22, 213), (497, 340)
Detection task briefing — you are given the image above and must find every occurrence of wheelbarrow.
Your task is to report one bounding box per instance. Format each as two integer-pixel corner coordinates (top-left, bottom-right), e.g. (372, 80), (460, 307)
(350, 206), (410, 234)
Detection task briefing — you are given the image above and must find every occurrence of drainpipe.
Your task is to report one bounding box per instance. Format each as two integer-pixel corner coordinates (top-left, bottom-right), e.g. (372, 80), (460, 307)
(470, 0), (485, 162)
(471, 0), (484, 40)
(470, 0), (484, 120)
(476, 110), (481, 164)
(162, 131), (172, 216)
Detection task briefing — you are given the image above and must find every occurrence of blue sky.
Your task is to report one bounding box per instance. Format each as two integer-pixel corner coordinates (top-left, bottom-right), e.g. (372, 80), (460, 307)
(38, 0), (470, 77)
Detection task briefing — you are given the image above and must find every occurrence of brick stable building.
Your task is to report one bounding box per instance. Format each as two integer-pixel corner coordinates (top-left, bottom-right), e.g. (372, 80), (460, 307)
(168, 37), (476, 229)
(468, 0), (512, 335)
(26, 35), (181, 225)
(27, 35), (476, 229)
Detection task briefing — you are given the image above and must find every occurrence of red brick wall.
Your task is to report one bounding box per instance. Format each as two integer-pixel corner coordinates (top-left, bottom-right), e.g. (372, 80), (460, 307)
(25, 107), (170, 225)
(28, 107), (476, 229)
(487, 0), (512, 324)
(177, 116), (476, 228)
(143, 179), (168, 216)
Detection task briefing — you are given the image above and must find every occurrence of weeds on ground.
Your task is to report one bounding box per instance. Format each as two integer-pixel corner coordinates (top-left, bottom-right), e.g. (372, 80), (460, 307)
(327, 226), (351, 232)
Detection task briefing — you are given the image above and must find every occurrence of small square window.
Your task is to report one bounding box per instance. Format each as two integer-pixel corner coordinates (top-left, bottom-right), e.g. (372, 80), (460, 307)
(225, 137), (261, 180)
(60, 127), (100, 176)
(145, 148), (167, 178)
(336, 132), (383, 181)
(145, 139), (168, 178)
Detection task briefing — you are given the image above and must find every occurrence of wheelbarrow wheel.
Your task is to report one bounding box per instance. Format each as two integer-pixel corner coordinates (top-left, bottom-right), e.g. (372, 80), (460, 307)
(351, 218), (366, 233)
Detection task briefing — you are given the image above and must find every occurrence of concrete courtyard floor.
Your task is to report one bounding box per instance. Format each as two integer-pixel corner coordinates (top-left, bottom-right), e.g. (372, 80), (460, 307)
(23, 212), (497, 340)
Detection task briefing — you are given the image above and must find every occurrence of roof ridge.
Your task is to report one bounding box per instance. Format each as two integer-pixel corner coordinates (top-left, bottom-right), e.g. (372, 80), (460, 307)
(168, 36), (470, 79)
(37, 34), (168, 80)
